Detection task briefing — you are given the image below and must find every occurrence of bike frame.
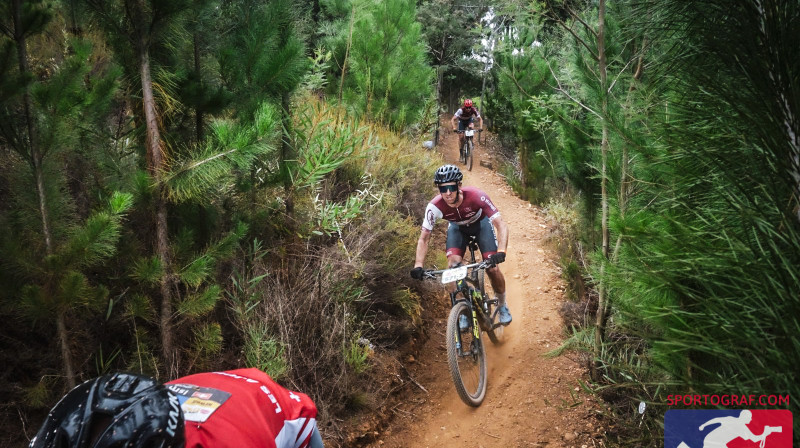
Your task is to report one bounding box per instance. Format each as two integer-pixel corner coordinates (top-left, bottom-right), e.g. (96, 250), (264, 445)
(455, 240), (499, 332)
(427, 239), (498, 333)
(420, 236), (500, 406)
(455, 129), (480, 171)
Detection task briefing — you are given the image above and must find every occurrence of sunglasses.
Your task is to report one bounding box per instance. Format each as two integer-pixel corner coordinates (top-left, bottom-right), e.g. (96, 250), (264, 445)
(438, 184), (459, 193)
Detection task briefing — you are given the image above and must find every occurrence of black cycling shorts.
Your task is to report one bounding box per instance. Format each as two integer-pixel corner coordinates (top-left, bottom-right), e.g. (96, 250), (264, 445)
(445, 216), (498, 258)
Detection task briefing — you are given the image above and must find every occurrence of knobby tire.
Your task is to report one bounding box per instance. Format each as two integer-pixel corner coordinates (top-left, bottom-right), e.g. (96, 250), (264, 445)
(484, 302), (503, 344)
(467, 139), (474, 171)
(477, 268), (502, 345)
(446, 301), (487, 407)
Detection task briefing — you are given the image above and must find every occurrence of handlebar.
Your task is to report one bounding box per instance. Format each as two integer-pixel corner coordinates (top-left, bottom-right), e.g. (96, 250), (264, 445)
(453, 129), (483, 133)
(421, 259), (494, 280)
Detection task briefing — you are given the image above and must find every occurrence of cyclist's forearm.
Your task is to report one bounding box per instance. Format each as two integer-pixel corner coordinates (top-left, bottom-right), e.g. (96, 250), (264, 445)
(497, 231), (508, 253)
(415, 231), (431, 267)
(495, 220), (509, 252)
(414, 240), (429, 267)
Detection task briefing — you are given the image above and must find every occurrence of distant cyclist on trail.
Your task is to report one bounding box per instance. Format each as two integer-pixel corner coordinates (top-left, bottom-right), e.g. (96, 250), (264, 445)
(29, 368), (324, 448)
(451, 98), (483, 148)
(410, 164), (512, 325)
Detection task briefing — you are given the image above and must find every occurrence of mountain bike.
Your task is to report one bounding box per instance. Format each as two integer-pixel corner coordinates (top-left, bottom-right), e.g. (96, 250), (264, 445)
(421, 235), (504, 406)
(455, 129), (480, 171)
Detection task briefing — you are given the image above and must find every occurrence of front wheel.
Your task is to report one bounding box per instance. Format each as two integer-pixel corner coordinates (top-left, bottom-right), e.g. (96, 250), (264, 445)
(446, 301), (487, 407)
(467, 139), (474, 171)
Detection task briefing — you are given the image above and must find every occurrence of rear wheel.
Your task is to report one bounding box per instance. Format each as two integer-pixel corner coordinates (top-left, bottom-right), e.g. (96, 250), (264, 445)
(446, 301), (487, 407)
(484, 298), (504, 344)
(478, 270), (503, 345)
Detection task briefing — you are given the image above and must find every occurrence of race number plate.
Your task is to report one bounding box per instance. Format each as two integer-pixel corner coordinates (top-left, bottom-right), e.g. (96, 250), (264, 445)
(465, 129), (474, 137)
(166, 384), (231, 423)
(441, 265), (467, 284)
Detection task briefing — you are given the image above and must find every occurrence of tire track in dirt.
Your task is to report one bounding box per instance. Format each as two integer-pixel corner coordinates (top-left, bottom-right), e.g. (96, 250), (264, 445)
(366, 129), (602, 448)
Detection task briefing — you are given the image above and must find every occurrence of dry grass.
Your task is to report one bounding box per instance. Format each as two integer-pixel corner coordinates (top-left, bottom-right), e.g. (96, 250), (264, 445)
(222, 98), (446, 444)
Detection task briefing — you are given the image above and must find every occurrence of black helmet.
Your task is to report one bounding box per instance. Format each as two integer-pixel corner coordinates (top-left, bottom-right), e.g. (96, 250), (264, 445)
(30, 373), (184, 448)
(433, 164), (463, 184)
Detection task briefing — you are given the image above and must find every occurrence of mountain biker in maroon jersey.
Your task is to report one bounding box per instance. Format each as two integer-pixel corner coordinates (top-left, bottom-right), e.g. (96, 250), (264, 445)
(28, 368), (324, 448)
(410, 164), (512, 326)
(451, 98), (484, 149)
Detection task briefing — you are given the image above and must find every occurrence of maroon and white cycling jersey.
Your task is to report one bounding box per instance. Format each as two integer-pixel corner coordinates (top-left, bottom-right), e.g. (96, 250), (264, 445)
(453, 107), (481, 121)
(422, 186), (499, 231)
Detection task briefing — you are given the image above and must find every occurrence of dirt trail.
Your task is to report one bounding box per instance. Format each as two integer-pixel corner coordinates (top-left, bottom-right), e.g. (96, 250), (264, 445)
(366, 130), (601, 447)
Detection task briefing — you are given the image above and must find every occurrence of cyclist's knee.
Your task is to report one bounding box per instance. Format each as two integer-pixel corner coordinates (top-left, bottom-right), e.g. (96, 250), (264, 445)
(487, 266), (504, 281)
(447, 255), (463, 267)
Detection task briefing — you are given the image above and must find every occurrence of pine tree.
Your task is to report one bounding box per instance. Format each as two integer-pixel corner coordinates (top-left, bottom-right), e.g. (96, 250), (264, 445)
(417, 0), (479, 112)
(169, 0), (231, 144)
(217, 0), (307, 121)
(610, 0), (800, 402)
(217, 0), (308, 217)
(0, 0), (125, 387)
(322, 0), (435, 129)
(83, 0), (194, 374)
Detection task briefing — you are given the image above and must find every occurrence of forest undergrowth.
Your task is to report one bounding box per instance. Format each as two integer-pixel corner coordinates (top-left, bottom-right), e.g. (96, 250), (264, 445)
(1, 95), (446, 446)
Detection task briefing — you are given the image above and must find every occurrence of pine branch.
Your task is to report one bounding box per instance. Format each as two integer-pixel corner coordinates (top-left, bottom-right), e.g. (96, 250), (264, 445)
(164, 103), (277, 202)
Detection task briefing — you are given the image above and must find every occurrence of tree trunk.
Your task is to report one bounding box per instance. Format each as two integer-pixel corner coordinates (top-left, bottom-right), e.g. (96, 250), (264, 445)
(436, 65), (443, 144)
(281, 91), (295, 219)
(338, 3), (355, 104)
(613, 46), (645, 261)
(13, 0), (52, 257)
(138, 41), (175, 373)
(593, 0), (609, 381)
(479, 71), (487, 143)
(13, 0), (77, 388)
(194, 32), (204, 142)
(56, 313), (76, 388)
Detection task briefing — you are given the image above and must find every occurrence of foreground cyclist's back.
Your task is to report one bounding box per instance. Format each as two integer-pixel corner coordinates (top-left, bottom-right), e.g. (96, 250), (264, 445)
(29, 368), (324, 448)
(167, 368), (320, 448)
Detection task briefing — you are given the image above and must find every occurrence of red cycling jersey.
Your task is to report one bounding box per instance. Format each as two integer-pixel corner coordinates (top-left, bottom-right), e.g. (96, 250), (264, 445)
(165, 368), (318, 448)
(421, 186), (499, 231)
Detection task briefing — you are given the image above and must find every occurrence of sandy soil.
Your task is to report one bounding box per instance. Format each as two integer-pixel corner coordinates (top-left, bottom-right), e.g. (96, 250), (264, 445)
(362, 129), (604, 448)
